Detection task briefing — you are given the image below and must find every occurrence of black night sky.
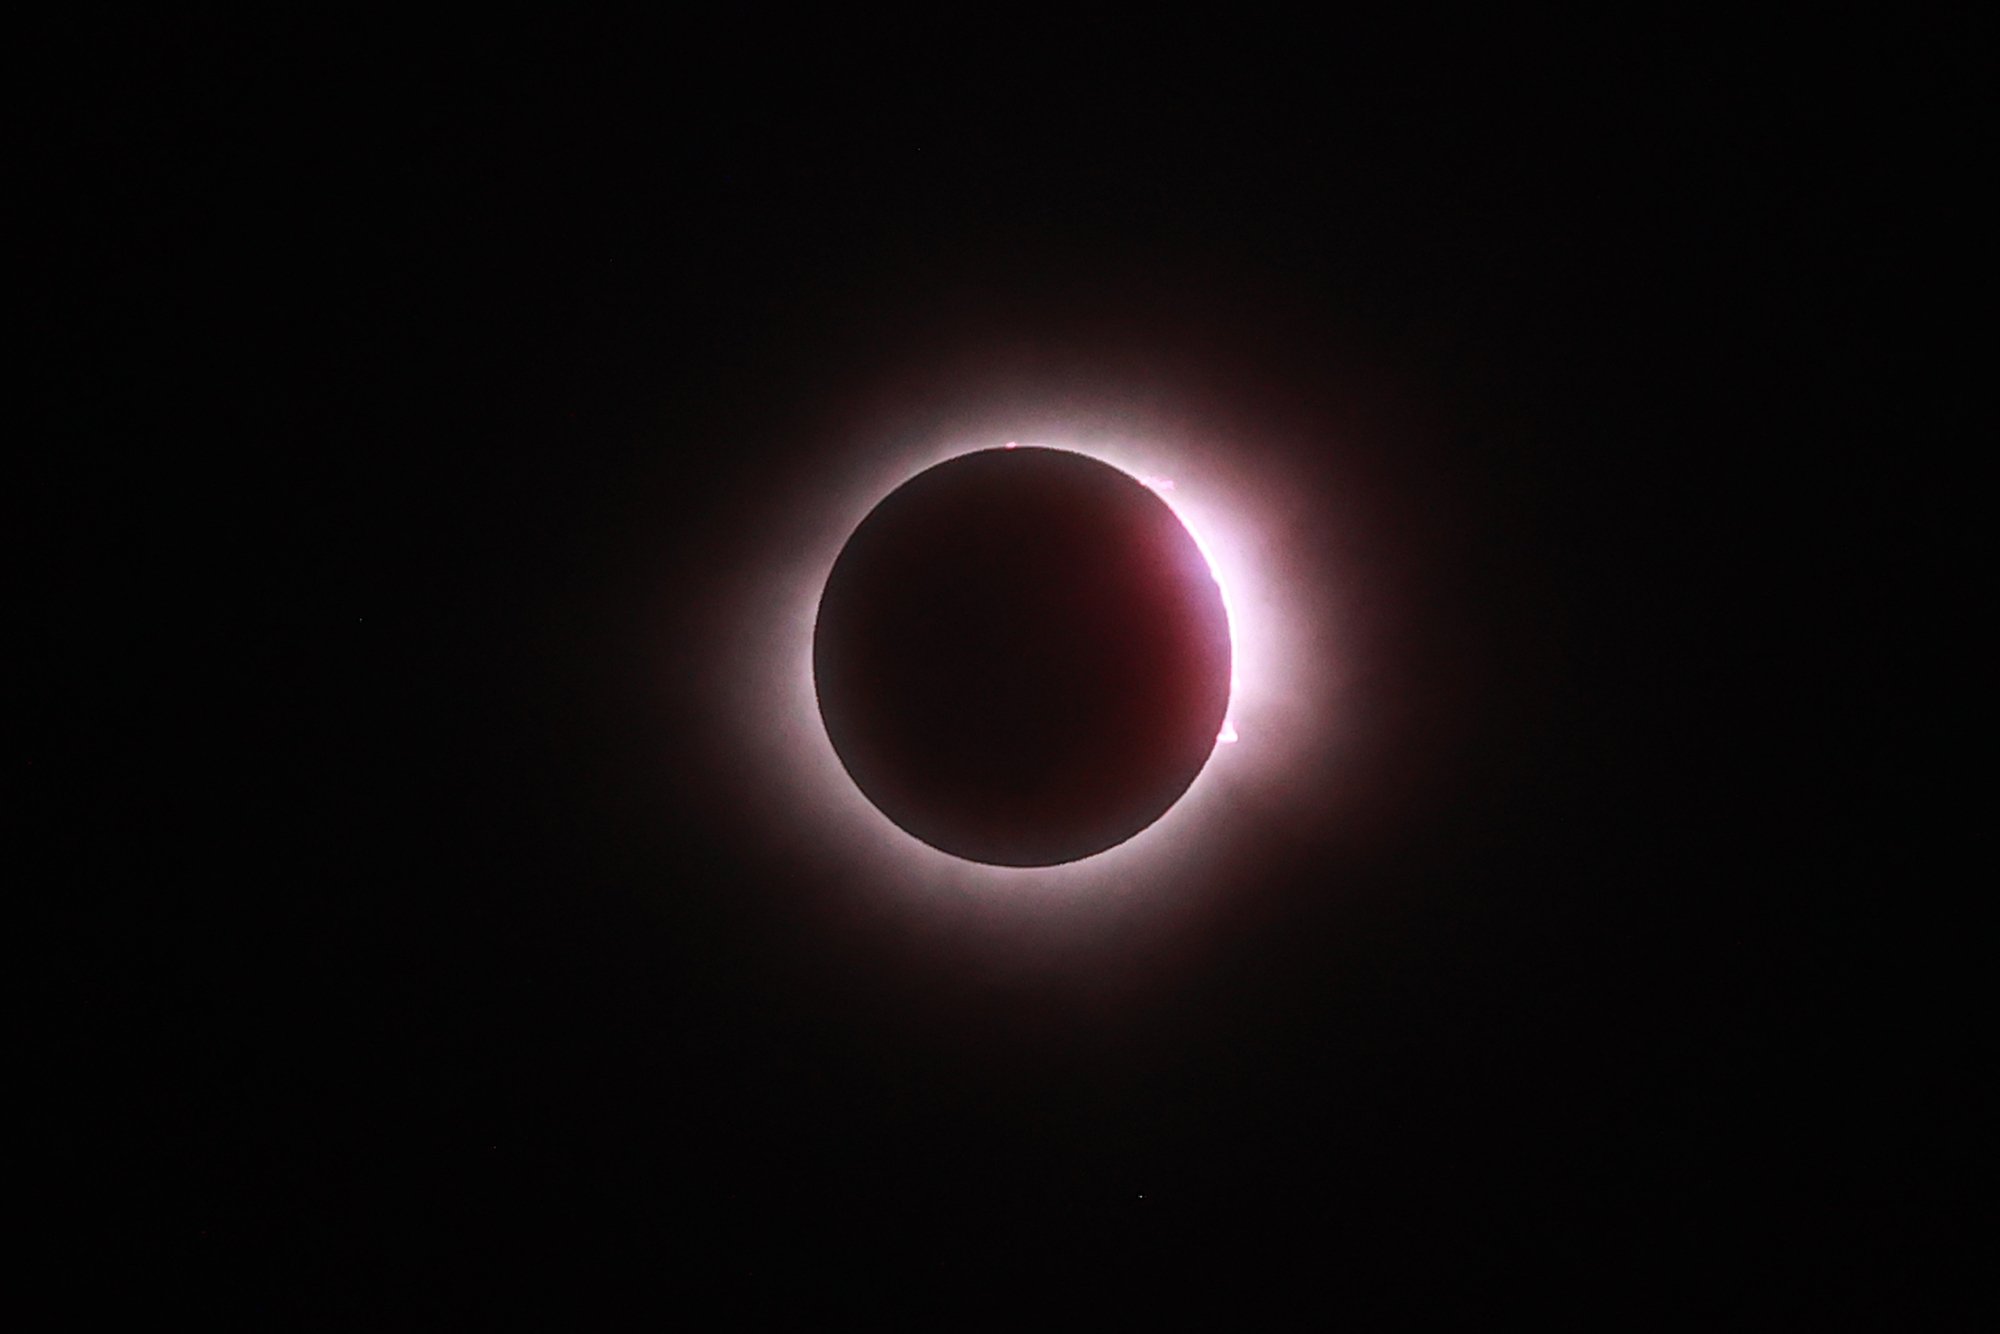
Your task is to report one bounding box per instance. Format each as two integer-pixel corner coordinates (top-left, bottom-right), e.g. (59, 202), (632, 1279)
(24, 14), (1975, 1325)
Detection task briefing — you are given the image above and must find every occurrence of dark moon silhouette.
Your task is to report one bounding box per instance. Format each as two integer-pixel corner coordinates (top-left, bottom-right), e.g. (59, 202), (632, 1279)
(813, 447), (1233, 866)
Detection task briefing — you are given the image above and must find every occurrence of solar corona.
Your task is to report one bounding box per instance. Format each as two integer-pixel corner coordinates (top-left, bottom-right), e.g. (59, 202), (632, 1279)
(714, 423), (1328, 904)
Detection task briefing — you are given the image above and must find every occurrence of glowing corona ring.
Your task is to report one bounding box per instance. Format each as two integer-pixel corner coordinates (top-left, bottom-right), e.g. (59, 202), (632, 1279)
(717, 427), (1327, 909)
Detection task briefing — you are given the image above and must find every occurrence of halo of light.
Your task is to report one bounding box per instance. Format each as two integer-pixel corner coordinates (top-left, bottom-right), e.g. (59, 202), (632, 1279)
(705, 419), (1348, 914)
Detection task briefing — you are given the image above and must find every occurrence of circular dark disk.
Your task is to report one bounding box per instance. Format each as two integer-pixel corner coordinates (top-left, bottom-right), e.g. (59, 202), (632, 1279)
(813, 447), (1233, 867)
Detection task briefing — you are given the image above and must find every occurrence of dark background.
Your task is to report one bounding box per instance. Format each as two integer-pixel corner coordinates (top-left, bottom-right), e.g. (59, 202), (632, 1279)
(23, 13), (1977, 1325)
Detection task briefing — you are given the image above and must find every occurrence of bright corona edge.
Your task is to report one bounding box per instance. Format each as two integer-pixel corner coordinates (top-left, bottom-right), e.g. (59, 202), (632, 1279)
(737, 432), (1310, 892)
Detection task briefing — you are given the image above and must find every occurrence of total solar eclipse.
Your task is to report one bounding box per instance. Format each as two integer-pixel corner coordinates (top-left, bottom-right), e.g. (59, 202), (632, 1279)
(812, 446), (1234, 867)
